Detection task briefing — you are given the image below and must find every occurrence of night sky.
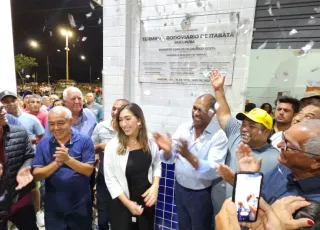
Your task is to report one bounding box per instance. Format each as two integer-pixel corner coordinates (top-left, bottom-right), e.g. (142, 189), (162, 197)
(11, 0), (103, 83)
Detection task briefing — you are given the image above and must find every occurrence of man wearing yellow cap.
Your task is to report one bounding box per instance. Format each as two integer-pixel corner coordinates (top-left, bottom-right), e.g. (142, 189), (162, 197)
(208, 69), (279, 217)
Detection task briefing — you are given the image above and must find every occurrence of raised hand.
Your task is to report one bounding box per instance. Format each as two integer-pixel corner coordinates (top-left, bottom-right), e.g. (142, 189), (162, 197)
(153, 132), (172, 153)
(16, 166), (33, 190)
(236, 142), (262, 172)
(209, 68), (225, 91)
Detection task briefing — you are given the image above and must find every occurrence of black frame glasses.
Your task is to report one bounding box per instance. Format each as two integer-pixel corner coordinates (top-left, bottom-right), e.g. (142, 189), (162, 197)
(282, 132), (318, 157)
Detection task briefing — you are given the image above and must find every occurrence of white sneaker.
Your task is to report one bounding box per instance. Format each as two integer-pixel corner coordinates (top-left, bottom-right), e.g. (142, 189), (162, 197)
(36, 211), (45, 227)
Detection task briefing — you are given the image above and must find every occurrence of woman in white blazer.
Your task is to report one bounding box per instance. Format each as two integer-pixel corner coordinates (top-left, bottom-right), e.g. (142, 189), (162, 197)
(104, 103), (161, 230)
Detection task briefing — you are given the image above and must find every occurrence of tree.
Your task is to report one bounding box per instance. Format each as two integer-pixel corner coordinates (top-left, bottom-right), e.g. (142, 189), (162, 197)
(14, 54), (38, 84)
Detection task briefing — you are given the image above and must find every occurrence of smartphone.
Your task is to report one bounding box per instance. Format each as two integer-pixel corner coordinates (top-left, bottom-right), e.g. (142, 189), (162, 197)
(232, 172), (263, 222)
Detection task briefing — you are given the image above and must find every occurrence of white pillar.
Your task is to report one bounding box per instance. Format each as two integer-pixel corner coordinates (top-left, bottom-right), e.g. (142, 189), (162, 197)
(0, 0), (17, 94)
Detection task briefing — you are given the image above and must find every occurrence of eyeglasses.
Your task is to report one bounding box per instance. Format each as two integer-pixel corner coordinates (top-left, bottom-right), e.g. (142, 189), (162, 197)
(282, 132), (318, 157)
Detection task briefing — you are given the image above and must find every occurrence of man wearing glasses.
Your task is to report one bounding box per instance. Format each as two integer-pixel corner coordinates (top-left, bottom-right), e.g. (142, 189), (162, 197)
(236, 119), (320, 205)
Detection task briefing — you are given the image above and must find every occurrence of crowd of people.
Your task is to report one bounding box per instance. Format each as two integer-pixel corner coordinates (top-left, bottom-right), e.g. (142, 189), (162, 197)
(0, 68), (319, 230)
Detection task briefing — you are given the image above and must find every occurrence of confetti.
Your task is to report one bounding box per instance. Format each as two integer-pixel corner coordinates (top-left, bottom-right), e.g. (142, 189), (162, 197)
(214, 102), (220, 111)
(73, 44), (75, 48)
(178, 3), (182, 8)
(79, 25), (85, 31)
(164, 23), (167, 26)
(283, 72), (288, 76)
(208, 2), (213, 8)
(82, 37), (87, 42)
(49, 31), (52, 36)
(203, 70), (209, 78)
(258, 41), (268, 49)
(314, 7), (320, 13)
(90, 2), (95, 10)
(264, 0), (271, 4)
(196, 1), (202, 7)
(276, 42), (281, 49)
(68, 14), (77, 28)
(268, 6), (273, 16)
(86, 12), (93, 18)
(143, 90), (151, 95)
(299, 40), (314, 56)
(43, 26), (46, 32)
(276, 1), (281, 9)
(311, 67), (319, 72)
(308, 16), (316, 25)
(98, 18), (102, 24)
(289, 29), (298, 36)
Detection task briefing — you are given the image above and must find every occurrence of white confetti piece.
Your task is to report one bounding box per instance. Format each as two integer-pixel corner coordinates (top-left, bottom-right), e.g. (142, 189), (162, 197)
(299, 41), (315, 56)
(86, 12), (93, 18)
(82, 37), (87, 42)
(264, 0), (271, 4)
(143, 90), (151, 95)
(43, 26), (46, 32)
(98, 18), (102, 24)
(276, 42), (281, 49)
(214, 102), (220, 111)
(258, 41), (268, 49)
(73, 44), (75, 48)
(68, 13), (77, 28)
(314, 7), (320, 13)
(90, 2), (95, 10)
(268, 6), (273, 16)
(276, 1), (280, 9)
(308, 16), (316, 25)
(289, 29), (298, 36)
(79, 25), (84, 30)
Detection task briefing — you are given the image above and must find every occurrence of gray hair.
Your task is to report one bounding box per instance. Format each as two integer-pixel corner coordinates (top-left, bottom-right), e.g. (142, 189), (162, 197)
(49, 106), (72, 119)
(42, 96), (49, 103)
(62, 87), (83, 100)
(305, 136), (320, 157)
(28, 94), (42, 103)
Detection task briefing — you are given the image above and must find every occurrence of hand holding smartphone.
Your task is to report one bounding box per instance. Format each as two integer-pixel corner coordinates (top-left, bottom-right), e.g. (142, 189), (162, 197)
(232, 172), (263, 222)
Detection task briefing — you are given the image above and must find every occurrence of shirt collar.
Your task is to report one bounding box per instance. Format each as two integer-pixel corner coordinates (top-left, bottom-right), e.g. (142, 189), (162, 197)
(49, 129), (80, 145)
(291, 175), (320, 193)
(103, 119), (114, 131)
(189, 118), (217, 135)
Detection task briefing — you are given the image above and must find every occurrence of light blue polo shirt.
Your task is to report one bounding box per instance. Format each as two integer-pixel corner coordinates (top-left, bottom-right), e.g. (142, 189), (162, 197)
(16, 111), (44, 137)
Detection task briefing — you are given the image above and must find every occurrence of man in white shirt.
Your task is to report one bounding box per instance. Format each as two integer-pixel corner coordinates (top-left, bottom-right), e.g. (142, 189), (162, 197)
(91, 99), (128, 230)
(154, 94), (228, 230)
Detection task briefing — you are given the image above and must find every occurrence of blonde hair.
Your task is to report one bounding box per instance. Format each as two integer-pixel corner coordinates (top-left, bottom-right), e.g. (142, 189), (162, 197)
(115, 103), (150, 155)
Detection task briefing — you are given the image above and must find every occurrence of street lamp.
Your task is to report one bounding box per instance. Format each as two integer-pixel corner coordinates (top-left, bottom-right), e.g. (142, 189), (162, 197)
(80, 55), (92, 84)
(60, 29), (72, 83)
(30, 40), (38, 48)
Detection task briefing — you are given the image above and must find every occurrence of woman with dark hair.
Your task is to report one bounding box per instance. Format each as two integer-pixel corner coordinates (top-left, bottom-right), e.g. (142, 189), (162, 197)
(104, 103), (161, 230)
(295, 201), (320, 230)
(52, 99), (63, 107)
(260, 103), (273, 116)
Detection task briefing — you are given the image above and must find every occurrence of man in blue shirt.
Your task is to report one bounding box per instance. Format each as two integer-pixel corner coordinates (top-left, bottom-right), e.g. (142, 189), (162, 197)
(261, 119), (320, 204)
(154, 94), (228, 230)
(86, 93), (104, 122)
(33, 106), (95, 230)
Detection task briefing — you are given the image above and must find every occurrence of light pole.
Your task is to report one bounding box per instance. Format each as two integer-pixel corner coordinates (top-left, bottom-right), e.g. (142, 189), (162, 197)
(80, 55), (92, 84)
(61, 29), (72, 84)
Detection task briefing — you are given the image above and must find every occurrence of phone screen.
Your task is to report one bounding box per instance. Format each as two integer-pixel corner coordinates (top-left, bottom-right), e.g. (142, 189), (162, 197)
(232, 172), (263, 222)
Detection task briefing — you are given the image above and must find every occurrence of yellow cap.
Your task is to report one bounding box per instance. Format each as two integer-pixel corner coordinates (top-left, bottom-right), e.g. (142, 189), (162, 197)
(236, 108), (273, 130)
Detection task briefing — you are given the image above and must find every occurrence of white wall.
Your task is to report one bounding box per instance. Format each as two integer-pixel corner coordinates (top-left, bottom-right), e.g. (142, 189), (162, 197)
(0, 0), (17, 93)
(103, 0), (257, 134)
(246, 49), (320, 107)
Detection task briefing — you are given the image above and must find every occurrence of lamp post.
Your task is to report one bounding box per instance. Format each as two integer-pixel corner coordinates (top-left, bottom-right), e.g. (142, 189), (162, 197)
(80, 55), (92, 84)
(61, 29), (72, 84)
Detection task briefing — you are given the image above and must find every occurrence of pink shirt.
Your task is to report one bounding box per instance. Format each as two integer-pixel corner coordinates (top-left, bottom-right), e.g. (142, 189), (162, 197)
(33, 110), (48, 128)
